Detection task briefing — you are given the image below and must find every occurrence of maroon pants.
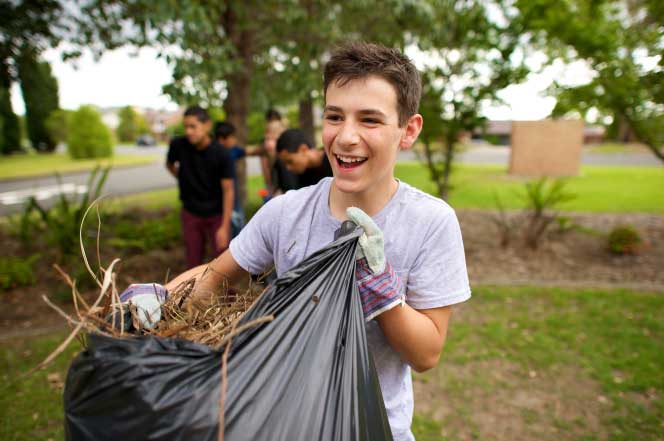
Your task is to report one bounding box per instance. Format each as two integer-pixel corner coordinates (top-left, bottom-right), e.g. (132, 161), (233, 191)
(181, 208), (224, 269)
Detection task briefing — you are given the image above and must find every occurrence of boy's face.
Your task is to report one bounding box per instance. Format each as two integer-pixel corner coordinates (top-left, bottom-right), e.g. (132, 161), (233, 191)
(264, 121), (285, 154)
(278, 144), (310, 174)
(184, 116), (211, 146)
(218, 134), (237, 148)
(322, 75), (421, 197)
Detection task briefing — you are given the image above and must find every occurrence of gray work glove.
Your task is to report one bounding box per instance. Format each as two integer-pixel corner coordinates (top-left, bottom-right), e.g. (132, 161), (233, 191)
(118, 283), (168, 330)
(346, 207), (404, 321)
(346, 207), (386, 274)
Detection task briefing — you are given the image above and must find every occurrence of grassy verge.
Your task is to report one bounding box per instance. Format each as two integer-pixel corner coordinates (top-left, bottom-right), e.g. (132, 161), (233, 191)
(105, 175), (266, 216)
(414, 286), (664, 441)
(0, 153), (157, 180)
(103, 163), (663, 216)
(395, 163), (664, 213)
(2, 287), (661, 440)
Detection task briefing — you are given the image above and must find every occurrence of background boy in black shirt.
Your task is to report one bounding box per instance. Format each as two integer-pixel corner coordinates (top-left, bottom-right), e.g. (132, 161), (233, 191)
(276, 128), (333, 188)
(166, 106), (234, 268)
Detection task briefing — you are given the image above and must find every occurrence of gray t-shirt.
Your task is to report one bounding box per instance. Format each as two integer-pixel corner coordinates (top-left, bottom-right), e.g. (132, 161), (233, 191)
(230, 177), (471, 440)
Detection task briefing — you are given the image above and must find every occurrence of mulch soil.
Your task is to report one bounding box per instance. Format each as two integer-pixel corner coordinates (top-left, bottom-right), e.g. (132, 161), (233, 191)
(2, 209), (663, 337)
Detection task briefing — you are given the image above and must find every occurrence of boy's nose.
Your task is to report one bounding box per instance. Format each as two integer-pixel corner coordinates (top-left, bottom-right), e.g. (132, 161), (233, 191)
(336, 122), (360, 147)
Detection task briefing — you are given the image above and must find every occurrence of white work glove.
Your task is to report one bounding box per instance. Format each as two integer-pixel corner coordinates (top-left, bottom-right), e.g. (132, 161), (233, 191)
(346, 207), (404, 321)
(118, 283), (168, 330)
(346, 207), (386, 274)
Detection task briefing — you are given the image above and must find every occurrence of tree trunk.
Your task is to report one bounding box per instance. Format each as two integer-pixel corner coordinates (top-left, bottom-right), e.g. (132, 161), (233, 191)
(422, 139), (445, 198)
(299, 93), (315, 145)
(0, 57), (21, 154)
(221, 6), (254, 210)
(441, 136), (456, 201)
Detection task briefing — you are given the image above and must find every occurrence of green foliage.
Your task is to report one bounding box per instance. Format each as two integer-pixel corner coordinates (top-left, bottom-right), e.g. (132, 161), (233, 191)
(67, 105), (113, 159)
(108, 211), (181, 251)
(44, 109), (70, 144)
(0, 255), (39, 291)
(117, 106), (151, 143)
(516, 0), (664, 162)
(165, 121), (184, 138)
(607, 225), (643, 255)
(116, 106), (139, 142)
(246, 111), (266, 145)
(22, 166), (110, 258)
(18, 49), (59, 152)
(417, 1), (529, 199)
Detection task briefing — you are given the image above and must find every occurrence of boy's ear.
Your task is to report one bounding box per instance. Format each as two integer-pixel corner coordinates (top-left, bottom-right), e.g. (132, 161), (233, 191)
(399, 114), (423, 150)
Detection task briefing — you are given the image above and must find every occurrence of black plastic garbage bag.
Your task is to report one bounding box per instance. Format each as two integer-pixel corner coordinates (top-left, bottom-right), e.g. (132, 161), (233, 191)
(64, 225), (393, 441)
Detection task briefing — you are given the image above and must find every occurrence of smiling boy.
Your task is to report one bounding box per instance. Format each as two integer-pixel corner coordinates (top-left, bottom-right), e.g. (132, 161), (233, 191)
(165, 42), (471, 440)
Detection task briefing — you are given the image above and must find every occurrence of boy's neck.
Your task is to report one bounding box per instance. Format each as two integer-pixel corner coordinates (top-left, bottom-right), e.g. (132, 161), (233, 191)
(195, 135), (212, 150)
(328, 177), (399, 220)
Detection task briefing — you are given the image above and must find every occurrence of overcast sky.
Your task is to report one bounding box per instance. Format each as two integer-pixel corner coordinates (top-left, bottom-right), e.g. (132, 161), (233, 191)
(10, 45), (594, 121)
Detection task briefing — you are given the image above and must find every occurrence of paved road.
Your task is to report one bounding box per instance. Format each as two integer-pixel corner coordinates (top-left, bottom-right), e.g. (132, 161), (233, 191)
(1, 145), (660, 216)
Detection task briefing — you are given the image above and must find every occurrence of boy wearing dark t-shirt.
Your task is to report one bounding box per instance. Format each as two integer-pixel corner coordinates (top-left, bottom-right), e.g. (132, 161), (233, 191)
(276, 128), (333, 188)
(214, 121), (256, 238)
(166, 106), (234, 268)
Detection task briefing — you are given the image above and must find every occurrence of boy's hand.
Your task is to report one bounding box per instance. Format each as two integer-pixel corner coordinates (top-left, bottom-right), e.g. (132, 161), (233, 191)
(118, 283), (168, 330)
(346, 207), (385, 273)
(347, 207), (404, 321)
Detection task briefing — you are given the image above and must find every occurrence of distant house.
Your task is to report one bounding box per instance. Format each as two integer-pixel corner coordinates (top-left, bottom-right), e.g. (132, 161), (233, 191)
(473, 120), (605, 145)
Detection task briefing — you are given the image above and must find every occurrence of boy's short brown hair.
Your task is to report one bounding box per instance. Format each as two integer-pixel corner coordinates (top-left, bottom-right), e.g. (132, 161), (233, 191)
(323, 41), (422, 127)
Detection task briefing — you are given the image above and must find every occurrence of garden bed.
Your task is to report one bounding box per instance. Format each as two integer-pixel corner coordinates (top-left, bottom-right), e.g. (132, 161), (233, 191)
(1, 208), (663, 336)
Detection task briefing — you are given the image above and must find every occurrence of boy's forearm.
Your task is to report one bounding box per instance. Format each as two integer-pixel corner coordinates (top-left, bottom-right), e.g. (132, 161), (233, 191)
(376, 304), (451, 373)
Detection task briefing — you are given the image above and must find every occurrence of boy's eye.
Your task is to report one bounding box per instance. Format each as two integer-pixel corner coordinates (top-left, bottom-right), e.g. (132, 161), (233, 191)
(325, 114), (343, 122)
(362, 118), (380, 124)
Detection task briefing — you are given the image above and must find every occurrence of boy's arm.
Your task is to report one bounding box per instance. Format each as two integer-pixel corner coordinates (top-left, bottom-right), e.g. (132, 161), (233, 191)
(347, 207), (464, 373)
(216, 178), (234, 250)
(165, 250), (248, 303)
(376, 304), (451, 373)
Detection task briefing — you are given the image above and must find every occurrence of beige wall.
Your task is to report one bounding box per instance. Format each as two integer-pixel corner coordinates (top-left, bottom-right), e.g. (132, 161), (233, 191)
(509, 120), (584, 177)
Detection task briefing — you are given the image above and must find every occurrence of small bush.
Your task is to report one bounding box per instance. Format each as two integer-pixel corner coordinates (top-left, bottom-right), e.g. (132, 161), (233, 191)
(607, 225), (643, 255)
(0, 255), (39, 291)
(67, 105), (113, 159)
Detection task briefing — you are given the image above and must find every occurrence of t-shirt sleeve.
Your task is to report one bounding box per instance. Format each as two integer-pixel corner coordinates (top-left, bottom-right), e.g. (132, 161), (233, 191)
(229, 196), (283, 274)
(166, 138), (180, 164)
(405, 208), (471, 309)
(234, 146), (247, 160)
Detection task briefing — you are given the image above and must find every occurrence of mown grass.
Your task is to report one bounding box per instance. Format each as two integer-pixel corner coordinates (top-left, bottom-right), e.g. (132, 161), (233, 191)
(103, 163), (664, 214)
(2, 286), (662, 440)
(414, 286), (664, 440)
(0, 153), (157, 180)
(395, 163), (664, 213)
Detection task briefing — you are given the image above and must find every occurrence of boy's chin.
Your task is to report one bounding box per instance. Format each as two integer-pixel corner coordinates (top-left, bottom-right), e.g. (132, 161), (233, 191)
(332, 177), (366, 195)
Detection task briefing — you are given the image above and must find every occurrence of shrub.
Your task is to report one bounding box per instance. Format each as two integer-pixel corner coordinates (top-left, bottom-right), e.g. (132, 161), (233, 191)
(522, 178), (576, 249)
(607, 225), (643, 255)
(45, 109), (71, 145)
(0, 255), (39, 291)
(67, 105), (113, 159)
(24, 166), (110, 258)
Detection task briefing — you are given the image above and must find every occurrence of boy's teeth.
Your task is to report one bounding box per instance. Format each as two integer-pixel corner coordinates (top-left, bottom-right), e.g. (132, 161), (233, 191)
(336, 154), (365, 163)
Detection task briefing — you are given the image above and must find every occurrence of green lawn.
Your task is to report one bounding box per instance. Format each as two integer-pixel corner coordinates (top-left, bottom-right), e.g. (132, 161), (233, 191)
(2, 286), (662, 440)
(414, 286), (663, 441)
(395, 163), (664, 213)
(98, 163), (664, 215)
(0, 153), (157, 180)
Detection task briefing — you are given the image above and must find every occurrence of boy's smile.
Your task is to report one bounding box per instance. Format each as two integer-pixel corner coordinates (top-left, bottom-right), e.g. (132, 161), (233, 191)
(322, 75), (422, 212)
